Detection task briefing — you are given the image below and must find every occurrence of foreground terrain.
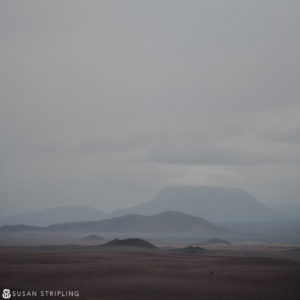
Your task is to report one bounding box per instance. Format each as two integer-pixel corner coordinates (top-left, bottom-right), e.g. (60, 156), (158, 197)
(0, 246), (300, 300)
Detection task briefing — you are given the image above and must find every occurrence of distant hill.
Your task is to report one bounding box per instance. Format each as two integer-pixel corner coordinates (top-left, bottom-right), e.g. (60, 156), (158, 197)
(112, 186), (282, 223)
(82, 234), (104, 241)
(179, 246), (205, 254)
(0, 211), (224, 234)
(47, 211), (223, 233)
(203, 238), (231, 245)
(0, 206), (107, 226)
(102, 238), (156, 249)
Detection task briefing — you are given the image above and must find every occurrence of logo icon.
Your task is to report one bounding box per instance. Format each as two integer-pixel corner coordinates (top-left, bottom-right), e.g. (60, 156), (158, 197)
(2, 289), (11, 299)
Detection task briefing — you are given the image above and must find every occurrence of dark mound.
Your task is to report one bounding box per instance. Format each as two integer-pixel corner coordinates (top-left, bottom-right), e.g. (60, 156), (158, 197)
(102, 238), (156, 249)
(204, 238), (231, 245)
(181, 246), (205, 253)
(82, 234), (104, 241)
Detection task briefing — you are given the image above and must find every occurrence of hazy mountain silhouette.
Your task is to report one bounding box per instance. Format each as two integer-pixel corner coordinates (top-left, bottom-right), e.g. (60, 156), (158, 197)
(0, 187), (286, 227)
(112, 186), (282, 223)
(270, 202), (300, 221)
(0, 211), (224, 234)
(46, 211), (223, 233)
(203, 238), (231, 245)
(0, 224), (40, 232)
(0, 206), (107, 226)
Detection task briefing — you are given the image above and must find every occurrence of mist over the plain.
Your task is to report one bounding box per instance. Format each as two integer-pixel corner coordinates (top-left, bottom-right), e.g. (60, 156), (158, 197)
(1, 0), (300, 217)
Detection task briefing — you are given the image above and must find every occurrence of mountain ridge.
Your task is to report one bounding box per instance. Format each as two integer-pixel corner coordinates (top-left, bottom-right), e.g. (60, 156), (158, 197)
(0, 206), (107, 226)
(0, 211), (224, 234)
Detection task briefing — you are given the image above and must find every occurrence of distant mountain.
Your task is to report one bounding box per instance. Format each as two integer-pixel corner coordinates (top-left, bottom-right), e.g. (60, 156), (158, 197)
(102, 238), (156, 249)
(203, 238), (231, 245)
(111, 186), (283, 223)
(0, 211), (224, 234)
(0, 206), (107, 226)
(0, 224), (40, 232)
(47, 210), (223, 233)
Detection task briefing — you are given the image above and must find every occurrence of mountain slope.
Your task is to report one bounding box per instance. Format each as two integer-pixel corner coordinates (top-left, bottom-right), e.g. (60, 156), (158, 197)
(269, 202), (300, 221)
(0, 206), (107, 226)
(111, 186), (282, 223)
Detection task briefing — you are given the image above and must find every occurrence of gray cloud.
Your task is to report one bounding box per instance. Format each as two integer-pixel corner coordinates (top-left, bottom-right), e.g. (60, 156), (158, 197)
(259, 127), (300, 145)
(0, 0), (300, 216)
(149, 138), (300, 166)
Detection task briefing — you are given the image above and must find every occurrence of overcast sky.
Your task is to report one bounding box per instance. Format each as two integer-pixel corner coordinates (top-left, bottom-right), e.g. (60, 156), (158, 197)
(1, 0), (300, 216)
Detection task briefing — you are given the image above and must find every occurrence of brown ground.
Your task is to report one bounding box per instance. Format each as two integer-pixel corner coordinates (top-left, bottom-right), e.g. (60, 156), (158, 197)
(0, 247), (300, 300)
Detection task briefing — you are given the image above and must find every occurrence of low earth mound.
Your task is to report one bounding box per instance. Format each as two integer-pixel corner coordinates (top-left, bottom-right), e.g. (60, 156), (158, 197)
(180, 246), (205, 253)
(204, 238), (231, 245)
(82, 234), (104, 241)
(102, 238), (156, 249)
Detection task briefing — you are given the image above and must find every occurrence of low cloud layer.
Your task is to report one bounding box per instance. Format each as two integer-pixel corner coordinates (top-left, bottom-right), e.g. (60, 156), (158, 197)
(149, 133), (300, 165)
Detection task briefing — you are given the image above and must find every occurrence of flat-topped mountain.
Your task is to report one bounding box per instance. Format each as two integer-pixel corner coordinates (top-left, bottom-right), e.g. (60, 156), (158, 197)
(112, 186), (282, 223)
